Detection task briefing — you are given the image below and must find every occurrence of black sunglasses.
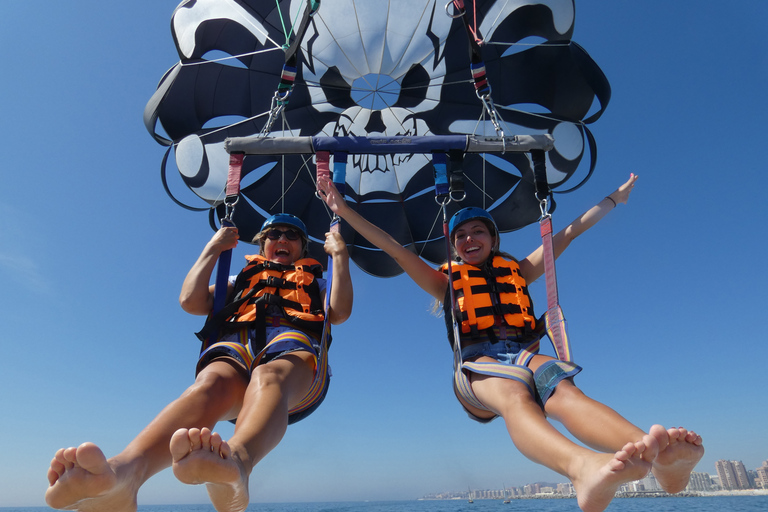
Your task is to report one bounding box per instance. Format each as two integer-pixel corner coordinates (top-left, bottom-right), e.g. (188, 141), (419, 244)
(265, 228), (302, 241)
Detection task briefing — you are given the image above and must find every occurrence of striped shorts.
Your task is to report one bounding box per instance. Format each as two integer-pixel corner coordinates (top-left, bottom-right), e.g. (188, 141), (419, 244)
(453, 337), (581, 423)
(197, 318), (330, 424)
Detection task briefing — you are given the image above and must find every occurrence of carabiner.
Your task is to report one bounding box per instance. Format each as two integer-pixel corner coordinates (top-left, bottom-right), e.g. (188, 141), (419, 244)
(261, 92), (286, 135)
(223, 195), (240, 224)
(537, 196), (550, 220)
(479, 94), (505, 139)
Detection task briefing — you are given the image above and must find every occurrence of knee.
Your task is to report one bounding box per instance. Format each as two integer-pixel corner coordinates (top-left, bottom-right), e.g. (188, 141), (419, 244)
(550, 378), (582, 400)
(248, 364), (287, 392)
(543, 378), (584, 413)
(494, 381), (540, 416)
(185, 367), (244, 404)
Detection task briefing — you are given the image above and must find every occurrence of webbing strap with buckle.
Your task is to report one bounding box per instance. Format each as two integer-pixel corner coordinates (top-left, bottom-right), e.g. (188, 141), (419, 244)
(202, 151), (244, 353)
(531, 150), (573, 362)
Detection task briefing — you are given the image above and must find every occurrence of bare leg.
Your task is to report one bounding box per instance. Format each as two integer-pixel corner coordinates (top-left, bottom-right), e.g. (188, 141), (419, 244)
(171, 352), (315, 512)
(529, 356), (657, 460)
(467, 366), (655, 512)
(543, 378), (657, 459)
(45, 362), (247, 512)
(649, 425), (704, 493)
(534, 357), (703, 488)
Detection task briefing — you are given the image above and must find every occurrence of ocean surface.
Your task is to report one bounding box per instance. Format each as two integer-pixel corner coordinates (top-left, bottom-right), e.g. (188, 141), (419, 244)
(4, 496), (768, 512)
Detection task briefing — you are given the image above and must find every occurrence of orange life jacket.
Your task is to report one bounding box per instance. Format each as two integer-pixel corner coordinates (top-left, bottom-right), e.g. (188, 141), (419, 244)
(197, 255), (325, 345)
(441, 256), (537, 341)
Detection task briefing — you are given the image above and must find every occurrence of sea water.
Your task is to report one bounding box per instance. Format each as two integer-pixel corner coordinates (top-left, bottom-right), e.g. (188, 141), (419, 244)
(3, 497), (768, 512)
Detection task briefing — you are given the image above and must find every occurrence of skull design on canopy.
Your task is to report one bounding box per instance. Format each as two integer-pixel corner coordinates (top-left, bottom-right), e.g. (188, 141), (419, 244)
(145, 0), (610, 277)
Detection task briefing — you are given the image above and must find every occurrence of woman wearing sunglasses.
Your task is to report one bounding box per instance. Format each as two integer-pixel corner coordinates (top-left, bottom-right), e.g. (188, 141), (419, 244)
(45, 214), (352, 512)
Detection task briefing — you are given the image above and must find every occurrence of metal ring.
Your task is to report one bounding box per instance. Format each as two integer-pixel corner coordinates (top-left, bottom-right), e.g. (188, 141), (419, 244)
(445, 1), (464, 18)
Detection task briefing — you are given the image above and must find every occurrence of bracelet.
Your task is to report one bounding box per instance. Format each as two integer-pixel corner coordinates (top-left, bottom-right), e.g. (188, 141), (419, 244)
(604, 196), (617, 207)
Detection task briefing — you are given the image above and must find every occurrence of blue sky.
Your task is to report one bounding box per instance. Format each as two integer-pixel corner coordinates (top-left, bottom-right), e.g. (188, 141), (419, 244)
(1, 0), (767, 507)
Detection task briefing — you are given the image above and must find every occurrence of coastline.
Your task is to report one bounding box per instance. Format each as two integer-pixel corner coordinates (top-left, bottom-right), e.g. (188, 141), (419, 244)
(419, 489), (768, 501)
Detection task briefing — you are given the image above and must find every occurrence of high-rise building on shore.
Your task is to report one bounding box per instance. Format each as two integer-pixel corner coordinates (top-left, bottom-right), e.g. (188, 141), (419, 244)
(756, 460), (768, 490)
(423, 456), (768, 499)
(716, 460), (751, 490)
(687, 471), (714, 492)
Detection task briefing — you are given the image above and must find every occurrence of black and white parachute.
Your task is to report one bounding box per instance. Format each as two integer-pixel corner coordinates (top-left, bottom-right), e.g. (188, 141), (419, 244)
(144, 0), (610, 277)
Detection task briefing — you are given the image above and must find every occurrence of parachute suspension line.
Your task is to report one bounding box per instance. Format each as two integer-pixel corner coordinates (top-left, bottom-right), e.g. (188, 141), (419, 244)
(531, 150), (573, 363)
(482, 151), (486, 210)
(279, 153), (285, 213)
(478, 105), (489, 210)
(262, 0), (321, 136)
(418, 209), (443, 260)
(448, 0), (506, 139)
(275, 0), (317, 45)
(268, 151), (316, 213)
(446, 0), (480, 44)
(180, 47), (281, 68)
(267, 114), (308, 213)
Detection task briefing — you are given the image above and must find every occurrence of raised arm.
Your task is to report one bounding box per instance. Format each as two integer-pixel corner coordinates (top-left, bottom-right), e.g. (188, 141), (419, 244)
(317, 176), (449, 302)
(179, 226), (239, 315)
(323, 230), (353, 324)
(518, 173), (638, 283)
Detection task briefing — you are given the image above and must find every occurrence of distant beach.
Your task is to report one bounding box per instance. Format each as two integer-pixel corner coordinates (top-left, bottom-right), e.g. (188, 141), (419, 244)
(4, 494), (768, 512)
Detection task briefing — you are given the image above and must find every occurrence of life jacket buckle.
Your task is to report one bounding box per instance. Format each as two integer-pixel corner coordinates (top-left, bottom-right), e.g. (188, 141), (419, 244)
(265, 276), (285, 287)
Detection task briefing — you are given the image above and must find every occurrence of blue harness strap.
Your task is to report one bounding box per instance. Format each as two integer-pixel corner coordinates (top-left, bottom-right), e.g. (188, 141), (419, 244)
(201, 151), (244, 355)
(288, 216), (336, 418)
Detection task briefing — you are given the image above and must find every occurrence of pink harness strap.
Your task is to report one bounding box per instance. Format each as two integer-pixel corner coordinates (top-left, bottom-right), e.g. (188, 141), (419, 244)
(539, 215), (572, 362)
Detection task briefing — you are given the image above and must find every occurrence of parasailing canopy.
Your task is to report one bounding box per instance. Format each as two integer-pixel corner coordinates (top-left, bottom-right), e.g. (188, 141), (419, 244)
(144, 0), (610, 277)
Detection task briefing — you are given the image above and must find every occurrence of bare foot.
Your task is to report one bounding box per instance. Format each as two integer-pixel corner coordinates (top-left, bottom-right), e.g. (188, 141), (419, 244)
(572, 436), (655, 512)
(650, 425), (704, 493)
(45, 442), (137, 512)
(171, 427), (249, 512)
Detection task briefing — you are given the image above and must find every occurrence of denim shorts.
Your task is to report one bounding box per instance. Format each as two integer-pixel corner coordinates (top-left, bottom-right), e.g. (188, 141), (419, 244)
(456, 337), (581, 422)
(460, 338), (530, 365)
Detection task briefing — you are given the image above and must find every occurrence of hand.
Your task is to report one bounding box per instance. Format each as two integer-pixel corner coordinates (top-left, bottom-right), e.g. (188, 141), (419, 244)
(608, 173), (638, 205)
(209, 226), (239, 252)
(323, 230), (348, 258)
(317, 176), (347, 215)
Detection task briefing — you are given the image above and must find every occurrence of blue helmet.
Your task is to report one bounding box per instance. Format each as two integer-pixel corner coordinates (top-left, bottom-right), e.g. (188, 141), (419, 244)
(260, 213), (307, 237)
(448, 207), (500, 256)
(448, 207), (498, 239)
